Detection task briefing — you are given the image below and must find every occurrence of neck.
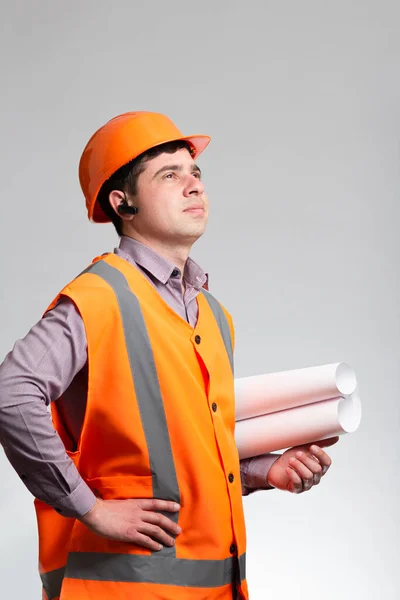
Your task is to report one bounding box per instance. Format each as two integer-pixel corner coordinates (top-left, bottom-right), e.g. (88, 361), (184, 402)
(122, 233), (192, 275)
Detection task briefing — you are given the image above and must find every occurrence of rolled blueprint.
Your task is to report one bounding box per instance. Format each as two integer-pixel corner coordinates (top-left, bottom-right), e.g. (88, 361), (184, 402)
(235, 393), (362, 459)
(235, 362), (357, 422)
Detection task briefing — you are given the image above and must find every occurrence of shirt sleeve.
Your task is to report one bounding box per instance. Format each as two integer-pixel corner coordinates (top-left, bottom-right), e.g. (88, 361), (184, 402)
(0, 298), (96, 518)
(240, 454), (281, 495)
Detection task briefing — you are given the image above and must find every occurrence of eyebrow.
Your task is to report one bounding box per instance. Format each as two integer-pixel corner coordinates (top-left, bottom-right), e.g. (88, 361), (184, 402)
(152, 164), (202, 179)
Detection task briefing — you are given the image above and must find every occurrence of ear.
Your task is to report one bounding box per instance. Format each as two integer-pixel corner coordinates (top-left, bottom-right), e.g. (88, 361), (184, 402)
(108, 190), (135, 221)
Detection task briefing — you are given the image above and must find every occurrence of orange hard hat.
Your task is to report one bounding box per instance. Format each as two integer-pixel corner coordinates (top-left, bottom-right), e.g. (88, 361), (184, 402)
(79, 111), (211, 223)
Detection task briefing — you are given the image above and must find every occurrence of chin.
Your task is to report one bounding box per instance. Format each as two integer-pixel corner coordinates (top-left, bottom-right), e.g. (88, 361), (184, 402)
(176, 226), (206, 243)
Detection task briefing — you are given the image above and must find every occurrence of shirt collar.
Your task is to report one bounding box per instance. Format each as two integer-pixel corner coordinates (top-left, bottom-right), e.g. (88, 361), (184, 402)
(117, 236), (208, 289)
(183, 257), (208, 290)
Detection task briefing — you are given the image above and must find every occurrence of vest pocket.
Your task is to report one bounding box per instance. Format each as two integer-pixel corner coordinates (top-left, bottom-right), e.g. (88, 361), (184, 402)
(85, 474), (154, 500)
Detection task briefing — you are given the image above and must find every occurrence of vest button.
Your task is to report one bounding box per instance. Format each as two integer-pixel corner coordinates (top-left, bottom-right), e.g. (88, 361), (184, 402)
(195, 335), (201, 344)
(230, 543), (237, 554)
(212, 402), (217, 412)
(228, 473), (234, 483)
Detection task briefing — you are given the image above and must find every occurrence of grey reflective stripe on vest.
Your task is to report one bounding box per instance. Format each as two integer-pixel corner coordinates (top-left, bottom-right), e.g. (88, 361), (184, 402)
(82, 261), (180, 560)
(40, 566), (65, 600)
(200, 289), (234, 373)
(65, 552), (246, 587)
(239, 552), (246, 580)
(83, 261), (180, 502)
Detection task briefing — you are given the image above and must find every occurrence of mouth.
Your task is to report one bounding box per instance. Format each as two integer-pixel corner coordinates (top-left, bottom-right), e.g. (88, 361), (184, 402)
(183, 205), (205, 214)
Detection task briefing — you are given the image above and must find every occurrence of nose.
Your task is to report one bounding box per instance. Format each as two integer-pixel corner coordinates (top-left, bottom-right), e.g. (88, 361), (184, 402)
(183, 173), (205, 197)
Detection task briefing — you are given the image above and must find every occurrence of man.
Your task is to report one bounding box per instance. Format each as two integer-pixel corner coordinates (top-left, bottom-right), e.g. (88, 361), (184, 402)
(0, 111), (337, 599)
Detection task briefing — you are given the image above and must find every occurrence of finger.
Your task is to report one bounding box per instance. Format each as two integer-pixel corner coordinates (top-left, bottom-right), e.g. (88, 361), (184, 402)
(288, 458), (314, 490)
(312, 473), (322, 486)
(310, 454), (325, 476)
(138, 523), (176, 547)
(309, 445), (333, 473)
(294, 451), (323, 475)
(144, 511), (182, 535)
(285, 467), (303, 494)
(137, 498), (180, 513)
(127, 531), (164, 552)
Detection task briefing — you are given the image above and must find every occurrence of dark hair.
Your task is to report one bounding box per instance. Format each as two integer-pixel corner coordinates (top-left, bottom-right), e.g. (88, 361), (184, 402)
(97, 140), (193, 236)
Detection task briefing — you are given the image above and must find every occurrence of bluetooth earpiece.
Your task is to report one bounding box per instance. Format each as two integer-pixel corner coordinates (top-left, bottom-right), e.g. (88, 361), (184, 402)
(117, 203), (139, 216)
(114, 191), (139, 216)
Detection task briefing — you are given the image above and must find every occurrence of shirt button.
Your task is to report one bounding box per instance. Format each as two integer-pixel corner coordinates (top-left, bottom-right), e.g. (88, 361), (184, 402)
(228, 473), (234, 483)
(171, 269), (180, 277)
(212, 402), (217, 412)
(230, 544), (237, 554)
(195, 335), (201, 344)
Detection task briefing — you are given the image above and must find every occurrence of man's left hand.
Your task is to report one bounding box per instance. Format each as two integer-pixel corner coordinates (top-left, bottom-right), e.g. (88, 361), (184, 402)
(267, 437), (339, 493)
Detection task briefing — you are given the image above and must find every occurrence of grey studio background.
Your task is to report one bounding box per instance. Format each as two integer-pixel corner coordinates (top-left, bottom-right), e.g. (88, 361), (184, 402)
(0, 1), (399, 598)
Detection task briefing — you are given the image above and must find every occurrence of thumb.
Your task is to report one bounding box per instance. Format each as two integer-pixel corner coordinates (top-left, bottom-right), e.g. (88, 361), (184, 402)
(309, 436), (340, 448)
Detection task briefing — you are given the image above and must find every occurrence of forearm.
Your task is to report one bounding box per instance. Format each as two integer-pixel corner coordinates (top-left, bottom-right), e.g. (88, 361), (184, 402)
(0, 299), (96, 518)
(0, 400), (95, 517)
(240, 453), (281, 495)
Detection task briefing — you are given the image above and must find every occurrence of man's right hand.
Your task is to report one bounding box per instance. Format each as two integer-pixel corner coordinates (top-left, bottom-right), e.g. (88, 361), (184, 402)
(79, 497), (181, 551)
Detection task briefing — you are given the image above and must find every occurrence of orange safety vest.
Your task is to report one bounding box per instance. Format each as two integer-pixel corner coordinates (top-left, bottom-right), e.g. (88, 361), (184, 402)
(34, 253), (248, 600)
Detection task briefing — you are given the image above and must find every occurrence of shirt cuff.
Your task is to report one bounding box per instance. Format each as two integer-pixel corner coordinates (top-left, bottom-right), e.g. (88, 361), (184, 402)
(240, 453), (281, 495)
(52, 479), (97, 518)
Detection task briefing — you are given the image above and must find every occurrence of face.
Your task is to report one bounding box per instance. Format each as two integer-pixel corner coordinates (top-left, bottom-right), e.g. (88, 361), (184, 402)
(126, 148), (209, 246)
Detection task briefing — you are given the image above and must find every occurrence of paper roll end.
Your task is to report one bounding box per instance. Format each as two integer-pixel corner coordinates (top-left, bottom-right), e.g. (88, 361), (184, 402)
(336, 363), (357, 396)
(338, 394), (362, 433)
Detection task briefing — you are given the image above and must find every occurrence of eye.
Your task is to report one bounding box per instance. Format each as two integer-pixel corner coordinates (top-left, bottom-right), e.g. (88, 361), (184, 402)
(192, 172), (201, 179)
(163, 171), (177, 181)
